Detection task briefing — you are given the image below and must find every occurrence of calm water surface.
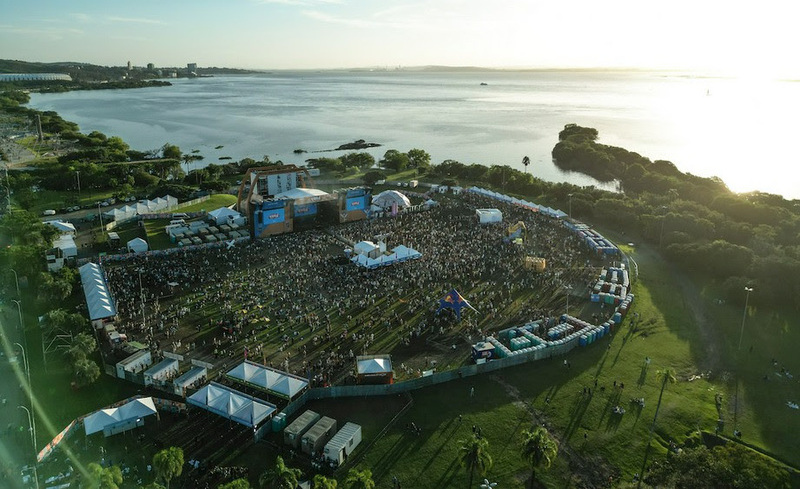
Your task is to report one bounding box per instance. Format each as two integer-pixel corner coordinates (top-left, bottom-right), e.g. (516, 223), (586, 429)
(29, 71), (800, 198)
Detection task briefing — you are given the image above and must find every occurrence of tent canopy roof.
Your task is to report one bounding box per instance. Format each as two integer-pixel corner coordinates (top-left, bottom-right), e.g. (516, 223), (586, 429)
(227, 361), (309, 399)
(356, 355), (392, 375)
(84, 397), (157, 435)
(79, 263), (117, 320)
(372, 190), (411, 209)
(187, 382), (276, 428)
(208, 207), (241, 219)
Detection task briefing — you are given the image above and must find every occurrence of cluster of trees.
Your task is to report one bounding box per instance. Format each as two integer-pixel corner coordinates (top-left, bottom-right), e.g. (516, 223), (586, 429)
(40, 309), (101, 387)
(459, 426), (558, 488)
(379, 148), (430, 173)
(306, 152), (376, 174)
(427, 126), (800, 310)
(644, 440), (791, 488)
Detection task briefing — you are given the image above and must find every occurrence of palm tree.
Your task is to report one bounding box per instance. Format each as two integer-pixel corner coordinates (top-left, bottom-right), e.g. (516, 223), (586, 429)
(522, 155), (530, 173)
(259, 456), (302, 489)
(459, 435), (492, 488)
(152, 446), (184, 489)
(312, 474), (338, 488)
(343, 468), (375, 489)
(520, 426), (558, 488)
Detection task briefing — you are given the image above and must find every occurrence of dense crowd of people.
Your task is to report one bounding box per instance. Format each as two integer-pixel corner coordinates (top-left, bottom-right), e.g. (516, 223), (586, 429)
(102, 192), (602, 387)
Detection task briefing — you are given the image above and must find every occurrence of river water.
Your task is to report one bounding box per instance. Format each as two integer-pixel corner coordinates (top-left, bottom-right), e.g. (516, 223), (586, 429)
(28, 70), (800, 198)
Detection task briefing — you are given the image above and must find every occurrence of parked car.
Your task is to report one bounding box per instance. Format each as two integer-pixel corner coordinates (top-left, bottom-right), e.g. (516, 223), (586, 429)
(42, 209), (56, 216)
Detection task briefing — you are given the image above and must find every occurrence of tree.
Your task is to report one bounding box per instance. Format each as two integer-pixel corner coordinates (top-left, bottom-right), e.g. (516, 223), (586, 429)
(520, 426), (558, 488)
(340, 152), (375, 170)
(86, 462), (123, 489)
(407, 148), (430, 169)
(161, 143), (182, 160)
(312, 474), (338, 488)
(343, 468), (375, 489)
(522, 155), (530, 173)
(458, 435), (492, 488)
(259, 456), (302, 489)
(380, 150), (409, 173)
(152, 447), (184, 489)
(219, 479), (252, 489)
(73, 357), (101, 386)
(67, 332), (97, 362)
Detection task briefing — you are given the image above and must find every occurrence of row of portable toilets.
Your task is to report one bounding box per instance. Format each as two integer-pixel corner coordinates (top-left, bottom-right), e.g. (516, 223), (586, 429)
(482, 292), (635, 358)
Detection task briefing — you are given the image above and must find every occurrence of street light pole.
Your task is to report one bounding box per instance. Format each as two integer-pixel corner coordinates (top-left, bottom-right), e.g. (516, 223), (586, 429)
(9, 267), (20, 298)
(11, 298), (23, 332)
(659, 206), (668, 248)
(568, 193), (573, 219)
(17, 405), (40, 489)
(75, 170), (81, 196)
(565, 284), (573, 316)
(738, 287), (754, 351)
(13, 342), (29, 387)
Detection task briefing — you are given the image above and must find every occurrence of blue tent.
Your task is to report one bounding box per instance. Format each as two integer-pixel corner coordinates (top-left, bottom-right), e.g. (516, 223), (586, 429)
(437, 289), (477, 320)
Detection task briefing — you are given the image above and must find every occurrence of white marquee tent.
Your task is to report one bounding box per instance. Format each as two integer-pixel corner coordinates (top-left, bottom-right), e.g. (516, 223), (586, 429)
(79, 263), (116, 321)
(127, 237), (149, 253)
(372, 190), (411, 210)
(84, 397), (158, 436)
(187, 382), (277, 428)
(226, 361), (309, 400)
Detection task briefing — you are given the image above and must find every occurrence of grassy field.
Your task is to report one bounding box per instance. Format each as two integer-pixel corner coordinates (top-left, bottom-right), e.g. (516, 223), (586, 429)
(348, 240), (800, 488)
(173, 193), (237, 213)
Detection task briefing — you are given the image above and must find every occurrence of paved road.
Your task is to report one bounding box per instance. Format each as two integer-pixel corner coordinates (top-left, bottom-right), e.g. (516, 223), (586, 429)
(0, 304), (38, 488)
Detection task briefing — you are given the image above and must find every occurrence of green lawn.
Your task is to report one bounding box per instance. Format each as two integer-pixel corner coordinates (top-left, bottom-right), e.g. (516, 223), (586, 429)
(173, 193), (237, 213)
(351, 241), (799, 488)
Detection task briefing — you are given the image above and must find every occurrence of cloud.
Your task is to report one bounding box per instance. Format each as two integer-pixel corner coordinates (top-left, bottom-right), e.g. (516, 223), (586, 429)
(106, 16), (166, 25)
(301, 10), (380, 28)
(69, 13), (92, 23)
(0, 24), (84, 39)
(256, 0), (342, 5)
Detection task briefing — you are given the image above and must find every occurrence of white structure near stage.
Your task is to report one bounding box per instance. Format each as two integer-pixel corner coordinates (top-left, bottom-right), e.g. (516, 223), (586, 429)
(208, 206), (246, 227)
(476, 208), (503, 224)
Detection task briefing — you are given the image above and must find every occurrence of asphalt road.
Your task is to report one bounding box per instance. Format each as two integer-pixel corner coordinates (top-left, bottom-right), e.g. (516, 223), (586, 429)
(0, 304), (38, 488)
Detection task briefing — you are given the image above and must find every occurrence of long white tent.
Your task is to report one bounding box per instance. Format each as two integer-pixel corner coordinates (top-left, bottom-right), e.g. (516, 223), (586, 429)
(84, 397), (158, 436)
(78, 263), (116, 321)
(226, 361), (309, 400)
(187, 382), (276, 428)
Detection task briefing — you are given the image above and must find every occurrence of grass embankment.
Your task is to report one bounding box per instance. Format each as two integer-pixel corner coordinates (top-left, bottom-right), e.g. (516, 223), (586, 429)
(353, 241), (798, 488)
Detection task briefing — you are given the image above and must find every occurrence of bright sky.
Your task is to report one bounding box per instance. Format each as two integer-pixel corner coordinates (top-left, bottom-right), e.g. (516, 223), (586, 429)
(1, 0), (799, 76)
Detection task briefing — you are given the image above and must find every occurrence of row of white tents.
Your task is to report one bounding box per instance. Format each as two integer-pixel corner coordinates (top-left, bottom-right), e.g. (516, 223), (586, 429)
(468, 187), (568, 219)
(103, 195), (179, 222)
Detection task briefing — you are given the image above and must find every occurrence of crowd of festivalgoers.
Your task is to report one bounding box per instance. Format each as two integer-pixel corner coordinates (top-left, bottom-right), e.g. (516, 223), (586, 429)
(102, 193), (601, 387)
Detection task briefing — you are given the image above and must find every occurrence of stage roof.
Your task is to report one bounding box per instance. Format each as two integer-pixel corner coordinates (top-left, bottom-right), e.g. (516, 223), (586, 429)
(275, 187), (332, 203)
(84, 397), (157, 435)
(227, 361), (309, 399)
(187, 382), (276, 428)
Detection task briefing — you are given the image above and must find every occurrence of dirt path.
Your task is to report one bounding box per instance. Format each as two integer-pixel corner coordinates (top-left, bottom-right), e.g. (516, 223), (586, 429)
(491, 374), (617, 488)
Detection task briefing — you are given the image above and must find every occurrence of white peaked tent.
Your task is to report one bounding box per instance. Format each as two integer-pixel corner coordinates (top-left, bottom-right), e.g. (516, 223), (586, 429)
(356, 355), (392, 375)
(187, 382), (276, 428)
(226, 361), (309, 400)
(79, 263), (116, 321)
(372, 190), (411, 210)
(45, 220), (76, 235)
(84, 397), (158, 436)
(208, 207), (242, 226)
(127, 237), (149, 253)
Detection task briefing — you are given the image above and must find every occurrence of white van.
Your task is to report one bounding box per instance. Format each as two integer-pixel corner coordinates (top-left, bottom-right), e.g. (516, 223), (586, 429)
(42, 209), (56, 216)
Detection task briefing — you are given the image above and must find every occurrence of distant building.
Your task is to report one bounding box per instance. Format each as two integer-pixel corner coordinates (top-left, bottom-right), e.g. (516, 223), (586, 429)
(147, 63), (155, 70)
(187, 62), (197, 75)
(127, 60), (132, 71)
(0, 73), (72, 82)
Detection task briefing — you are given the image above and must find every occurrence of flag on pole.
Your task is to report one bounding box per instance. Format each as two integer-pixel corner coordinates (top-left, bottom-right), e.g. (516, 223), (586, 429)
(437, 289), (477, 320)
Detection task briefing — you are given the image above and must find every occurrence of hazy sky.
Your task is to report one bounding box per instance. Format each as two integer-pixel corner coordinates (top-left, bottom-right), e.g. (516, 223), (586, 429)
(2, 0), (798, 76)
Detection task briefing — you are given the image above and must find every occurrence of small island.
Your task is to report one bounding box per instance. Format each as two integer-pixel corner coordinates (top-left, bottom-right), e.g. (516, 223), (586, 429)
(335, 139), (381, 151)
